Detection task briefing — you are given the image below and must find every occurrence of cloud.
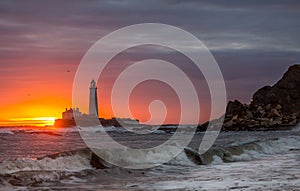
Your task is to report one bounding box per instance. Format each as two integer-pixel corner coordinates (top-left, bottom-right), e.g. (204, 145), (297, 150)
(0, 0), (299, 114)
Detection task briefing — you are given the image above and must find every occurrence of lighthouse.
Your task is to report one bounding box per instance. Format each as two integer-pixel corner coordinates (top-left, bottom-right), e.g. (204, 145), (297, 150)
(89, 79), (99, 117)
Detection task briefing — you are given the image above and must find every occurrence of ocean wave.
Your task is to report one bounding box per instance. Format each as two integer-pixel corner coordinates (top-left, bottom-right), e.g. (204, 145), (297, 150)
(1, 136), (298, 175)
(0, 149), (93, 175)
(0, 129), (14, 135)
(0, 136), (300, 188)
(183, 136), (300, 165)
(0, 149), (97, 188)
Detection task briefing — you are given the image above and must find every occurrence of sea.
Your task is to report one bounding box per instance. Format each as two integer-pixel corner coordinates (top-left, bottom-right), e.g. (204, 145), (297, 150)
(0, 124), (299, 191)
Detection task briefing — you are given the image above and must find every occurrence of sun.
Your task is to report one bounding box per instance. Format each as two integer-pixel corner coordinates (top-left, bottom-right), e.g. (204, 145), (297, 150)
(31, 117), (56, 126)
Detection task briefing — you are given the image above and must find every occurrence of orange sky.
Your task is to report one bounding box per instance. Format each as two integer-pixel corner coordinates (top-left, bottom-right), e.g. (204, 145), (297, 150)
(0, 58), (74, 126)
(1, 1), (298, 126)
(0, 78), (207, 126)
(0, 42), (214, 127)
(0, 58), (211, 126)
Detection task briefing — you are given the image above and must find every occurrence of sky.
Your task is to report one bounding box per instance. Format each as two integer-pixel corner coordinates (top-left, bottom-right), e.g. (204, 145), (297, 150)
(0, 0), (300, 126)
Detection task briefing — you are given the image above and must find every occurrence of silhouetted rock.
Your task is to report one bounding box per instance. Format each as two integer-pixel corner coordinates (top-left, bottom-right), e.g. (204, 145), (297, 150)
(253, 64), (300, 113)
(222, 64), (300, 131)
(226, 100), (246, 117)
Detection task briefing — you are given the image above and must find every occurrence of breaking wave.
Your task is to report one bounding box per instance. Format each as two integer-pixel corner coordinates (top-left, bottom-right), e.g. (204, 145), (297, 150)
(0, 135), (299, 188)
(182, 136), (300, 165)
(0, 148), (111, 188)
(0, 136), (299, 176)
(0, 149), (94, 175)
(0, 129), (14, 135)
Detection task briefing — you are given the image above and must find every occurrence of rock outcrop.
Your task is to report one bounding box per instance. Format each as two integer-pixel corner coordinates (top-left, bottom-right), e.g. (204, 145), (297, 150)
(253, 64), (300, 113)
(222, 64), (300, 131)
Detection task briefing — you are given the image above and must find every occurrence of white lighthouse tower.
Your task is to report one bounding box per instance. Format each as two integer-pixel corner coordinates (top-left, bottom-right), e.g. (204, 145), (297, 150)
(89, 79), (99, 117)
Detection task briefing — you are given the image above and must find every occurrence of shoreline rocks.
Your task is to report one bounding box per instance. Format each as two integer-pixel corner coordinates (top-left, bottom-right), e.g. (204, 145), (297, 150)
(221, 64), (300, 131)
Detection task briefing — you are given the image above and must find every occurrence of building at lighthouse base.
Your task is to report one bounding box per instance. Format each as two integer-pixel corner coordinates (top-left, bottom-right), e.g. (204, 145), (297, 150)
(54, 108), (139, 128)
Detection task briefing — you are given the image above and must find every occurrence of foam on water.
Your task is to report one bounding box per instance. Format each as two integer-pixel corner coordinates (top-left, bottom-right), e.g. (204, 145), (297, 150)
(5, 126), (131, 135)
(182, 135), (300, 165)
(258, 136), (300, 154)
(0, 135), (297, 174)
(167, 151), (198, 166)
(0, 126), (299, 190)
(211, 155), (224, 165)
(1, 131), (299, 176)
(0, 151), (93, 175)
(227, 136), (300, 162)
(139, 149), (300, 191)
(0, 129), (14, 135)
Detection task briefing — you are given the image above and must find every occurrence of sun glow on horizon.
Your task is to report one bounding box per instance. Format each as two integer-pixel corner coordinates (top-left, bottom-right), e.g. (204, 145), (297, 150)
(0, 117), (56, 127)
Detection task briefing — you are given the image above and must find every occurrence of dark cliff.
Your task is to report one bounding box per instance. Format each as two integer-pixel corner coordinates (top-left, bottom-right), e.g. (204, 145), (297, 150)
(223, 64), (300, 131)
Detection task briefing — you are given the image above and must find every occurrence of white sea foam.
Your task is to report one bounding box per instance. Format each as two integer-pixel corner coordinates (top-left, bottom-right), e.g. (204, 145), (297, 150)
(3, 126), (130, 134)
(124, 136), (300, 167)
(139, 151), (300, 191)
(0, 130), (299, 190)
(229, 136), (300, 162)
(78, 126), (128, 133)
(231, 150), (260, 161)
(211, 155), (224, 165)
(0, 184), (27, 191)
(257, 136), (300, 154)
(0, 152), (93, 175)
(102, 145), (186, 168)
(167, 150), (198, 166)
(0, 129), (14, 135)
